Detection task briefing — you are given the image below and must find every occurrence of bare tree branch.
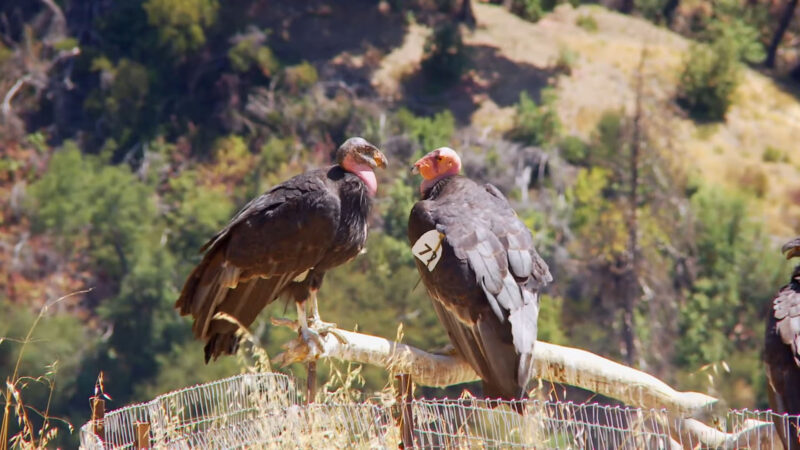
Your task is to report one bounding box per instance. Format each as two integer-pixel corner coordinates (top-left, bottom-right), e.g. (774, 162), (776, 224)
(271, 323), (776, 447)
(272, 322), (716, 413)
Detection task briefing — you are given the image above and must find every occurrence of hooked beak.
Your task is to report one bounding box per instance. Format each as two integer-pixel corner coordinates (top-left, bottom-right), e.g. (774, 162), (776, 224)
(373, 148), (388, 169)
(410, 157), (435, 179)
(782, 238), (800, 259)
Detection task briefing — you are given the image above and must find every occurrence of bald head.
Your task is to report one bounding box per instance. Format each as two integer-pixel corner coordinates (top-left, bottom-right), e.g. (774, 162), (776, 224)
(411, 147), (462, 194)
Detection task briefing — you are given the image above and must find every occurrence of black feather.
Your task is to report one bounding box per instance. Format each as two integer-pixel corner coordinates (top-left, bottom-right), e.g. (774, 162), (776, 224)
(409, 175), (551, 403)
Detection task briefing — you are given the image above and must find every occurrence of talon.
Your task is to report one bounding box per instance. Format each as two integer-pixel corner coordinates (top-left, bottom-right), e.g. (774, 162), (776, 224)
(300, 326), (325, 358)
(310, 318), (338, 333)
(271, 316), (299, 331)
(309, 318), (349, 345)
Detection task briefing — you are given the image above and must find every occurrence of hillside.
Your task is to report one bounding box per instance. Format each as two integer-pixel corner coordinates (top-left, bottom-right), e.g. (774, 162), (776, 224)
(375, 3), (800, 235)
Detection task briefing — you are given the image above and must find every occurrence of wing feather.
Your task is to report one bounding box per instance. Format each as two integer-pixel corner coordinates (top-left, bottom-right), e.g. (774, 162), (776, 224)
(409, 176), (551, 400)
(177, 169), (341, 360)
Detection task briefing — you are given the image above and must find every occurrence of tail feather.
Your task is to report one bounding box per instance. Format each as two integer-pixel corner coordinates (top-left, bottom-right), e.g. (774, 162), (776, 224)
(201, 275), (294, 361)
(176, 244), (295, 361)
(431, 301), (524, 401)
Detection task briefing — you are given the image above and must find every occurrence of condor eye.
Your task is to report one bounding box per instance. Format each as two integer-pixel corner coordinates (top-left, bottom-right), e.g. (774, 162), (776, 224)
(438, 156), (443, 161)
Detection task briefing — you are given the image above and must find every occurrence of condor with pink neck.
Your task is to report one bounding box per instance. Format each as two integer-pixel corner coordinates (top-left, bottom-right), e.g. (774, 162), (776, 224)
(411, 147), (462, 194)
(336, 137), (387, 197)
(341, 154), (379, 196)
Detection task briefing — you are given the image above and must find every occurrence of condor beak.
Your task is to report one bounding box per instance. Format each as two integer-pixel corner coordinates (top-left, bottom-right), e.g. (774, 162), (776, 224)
(373, 149), (388, 169)
(782, 238), (800, 259)
(410, 157), (434, 178)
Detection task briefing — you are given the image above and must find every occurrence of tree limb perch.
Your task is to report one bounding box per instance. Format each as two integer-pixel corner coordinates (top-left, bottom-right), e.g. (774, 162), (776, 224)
(272, 323), (775, 448)
(272, 324), (716, 414)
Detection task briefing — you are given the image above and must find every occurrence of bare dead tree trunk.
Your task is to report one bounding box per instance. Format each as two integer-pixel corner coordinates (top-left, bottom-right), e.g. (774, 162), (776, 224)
(619, 0), (635, 14)
(457, 0), (476, 28)
(765, 0), (799, 68)
(662, 0), (680, 27)
(620, 48), (648, 367)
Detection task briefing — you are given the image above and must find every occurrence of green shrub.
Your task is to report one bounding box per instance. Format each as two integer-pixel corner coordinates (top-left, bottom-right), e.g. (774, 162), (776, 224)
(706, 19), (765, 64)
(560, 135), (588, 165)
(677, 39), (740, 121)
(762, 146), (788, 163)
(283, 62), (318, 92)
(509, 0), (558, 22)
(228, 38), (280, 76)
(143, 0), (219, 56)
(554, 46), (578, 75)
(421, 22), (467, 84)
(576, 14), (598, 32)
(396, 108), (455, 156)
(510, 88), (562, 147)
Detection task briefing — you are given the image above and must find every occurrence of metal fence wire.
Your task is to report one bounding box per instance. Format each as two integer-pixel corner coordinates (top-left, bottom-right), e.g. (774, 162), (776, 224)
(80, 373), (800, 449)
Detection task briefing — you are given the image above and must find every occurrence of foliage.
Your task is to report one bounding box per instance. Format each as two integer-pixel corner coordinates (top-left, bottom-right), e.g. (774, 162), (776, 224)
(228, 36), (279, 76)
(705, 18), (765, 64)
(677, 39), (741, 121)
(84, 59), (153, 154)
(28, 144), (156, 279)
(762, 146), (788, 163)
(510, 88), (562, 148)
(283, 62), (319, 93)
(382, 177), (417, 240)
(143, 0), (219, 56)
(576, 14), (598, 33)
(559, 135), (588, 165)
(554, 47), (578, 75)
(508, 0), (559, 22)
(0, 294), (85, 448)
(395, 109), (455, 158)
(421, 22), (467, 85)
(676, 185), (784, 369)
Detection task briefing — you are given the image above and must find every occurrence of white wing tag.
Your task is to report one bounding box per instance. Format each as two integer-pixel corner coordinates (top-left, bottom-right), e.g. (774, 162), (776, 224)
(412, 229), (445, 271)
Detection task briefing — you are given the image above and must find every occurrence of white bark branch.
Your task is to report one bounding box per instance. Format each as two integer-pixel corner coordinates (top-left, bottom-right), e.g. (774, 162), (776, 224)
(271, 322), (774, 448)
(2, 75), (31, 118)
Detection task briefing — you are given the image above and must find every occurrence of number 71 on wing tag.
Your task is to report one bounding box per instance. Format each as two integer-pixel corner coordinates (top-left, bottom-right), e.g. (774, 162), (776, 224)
(412, 230), (445, 271)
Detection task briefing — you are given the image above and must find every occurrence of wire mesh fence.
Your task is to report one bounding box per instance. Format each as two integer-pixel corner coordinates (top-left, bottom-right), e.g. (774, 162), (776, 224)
(80, 372), (800, 449)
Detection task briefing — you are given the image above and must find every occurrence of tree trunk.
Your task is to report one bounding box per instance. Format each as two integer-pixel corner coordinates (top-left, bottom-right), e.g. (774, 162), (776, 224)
(791, 60), (800, 81)
(662, 0), (680, 28)
(765, 0), (799, 68)
(457, 0), (476, 28)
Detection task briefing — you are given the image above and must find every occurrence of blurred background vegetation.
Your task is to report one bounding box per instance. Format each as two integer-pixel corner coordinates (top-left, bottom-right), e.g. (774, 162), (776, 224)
(1, 0), (800, 446)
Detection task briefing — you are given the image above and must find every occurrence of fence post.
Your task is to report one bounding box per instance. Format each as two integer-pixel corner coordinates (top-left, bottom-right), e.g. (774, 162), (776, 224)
(134, 422), (150, 449)
(306, 361), (317, 404)
(90, 397), (105, 441)
(396, 374), (414, 449)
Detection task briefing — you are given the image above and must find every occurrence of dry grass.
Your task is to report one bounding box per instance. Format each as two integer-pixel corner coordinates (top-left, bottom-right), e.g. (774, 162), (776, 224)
(1, 291), (85, 449)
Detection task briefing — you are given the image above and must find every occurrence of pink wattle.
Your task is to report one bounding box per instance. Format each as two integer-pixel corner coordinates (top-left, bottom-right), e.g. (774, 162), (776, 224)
(351, 166), (378, 196)
(342, 156), (378, 196)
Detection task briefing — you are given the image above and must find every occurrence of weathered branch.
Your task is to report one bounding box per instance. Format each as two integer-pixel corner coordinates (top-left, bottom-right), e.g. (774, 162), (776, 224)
(272, 323), (774, 448)
(272, 322), (715, 413)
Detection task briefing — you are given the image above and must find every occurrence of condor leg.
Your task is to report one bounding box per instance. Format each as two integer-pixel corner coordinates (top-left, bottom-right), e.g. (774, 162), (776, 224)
(308, 289), (347, 344)
(296, 300), (325, 353)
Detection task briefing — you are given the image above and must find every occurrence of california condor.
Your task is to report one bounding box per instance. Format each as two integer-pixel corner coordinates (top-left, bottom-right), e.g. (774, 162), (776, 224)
(408, 147), (552, 401)
(176, 137), (387, 362)
(766, 237), (800, 449)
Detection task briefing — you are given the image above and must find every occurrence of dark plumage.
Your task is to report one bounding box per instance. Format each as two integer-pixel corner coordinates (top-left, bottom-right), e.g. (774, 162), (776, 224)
(765, 237), (800, 450)
(176, 137), (387, 362)
(408, 148), (552, 402)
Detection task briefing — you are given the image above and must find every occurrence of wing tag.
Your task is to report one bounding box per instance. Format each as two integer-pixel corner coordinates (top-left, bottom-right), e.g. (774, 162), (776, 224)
(412, 230), (445, 271)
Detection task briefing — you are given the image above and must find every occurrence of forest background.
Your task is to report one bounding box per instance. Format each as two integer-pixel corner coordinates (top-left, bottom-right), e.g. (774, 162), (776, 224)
(2, 0), (800, 446)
